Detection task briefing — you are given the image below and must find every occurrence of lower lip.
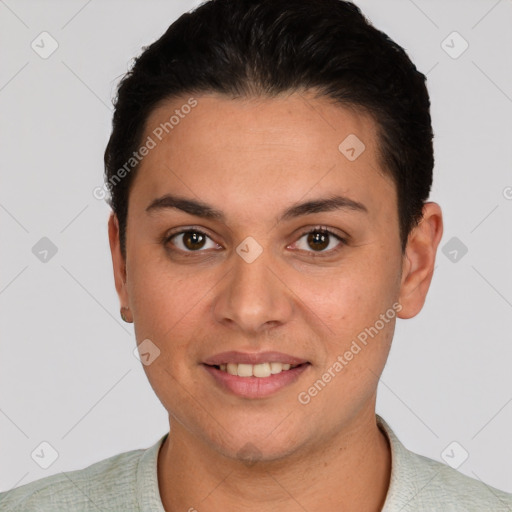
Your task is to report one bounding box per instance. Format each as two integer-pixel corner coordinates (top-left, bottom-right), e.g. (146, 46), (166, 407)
(202, 364), (310, 399)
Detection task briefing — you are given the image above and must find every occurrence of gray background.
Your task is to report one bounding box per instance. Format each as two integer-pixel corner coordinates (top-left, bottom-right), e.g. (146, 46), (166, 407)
(1, 0), (511, 496)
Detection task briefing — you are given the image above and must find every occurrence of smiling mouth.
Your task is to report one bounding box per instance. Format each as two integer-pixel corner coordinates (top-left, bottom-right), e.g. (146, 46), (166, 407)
(205, 362), (309, 378)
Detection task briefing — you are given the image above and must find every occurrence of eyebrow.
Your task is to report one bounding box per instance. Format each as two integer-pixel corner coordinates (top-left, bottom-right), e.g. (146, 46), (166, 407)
(145, 193), (368, 222)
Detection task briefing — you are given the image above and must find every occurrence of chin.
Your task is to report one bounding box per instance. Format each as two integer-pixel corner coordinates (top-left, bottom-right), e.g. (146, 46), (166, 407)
(210, 426), (307, 465)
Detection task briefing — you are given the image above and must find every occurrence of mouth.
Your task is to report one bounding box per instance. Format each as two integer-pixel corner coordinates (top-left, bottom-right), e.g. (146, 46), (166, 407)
(206, 361), (305, 378)
(201, 352), (311, 398)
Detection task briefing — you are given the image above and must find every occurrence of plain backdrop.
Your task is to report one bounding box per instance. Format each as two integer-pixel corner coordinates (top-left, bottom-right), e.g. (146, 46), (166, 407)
(1, 0), (511, 496)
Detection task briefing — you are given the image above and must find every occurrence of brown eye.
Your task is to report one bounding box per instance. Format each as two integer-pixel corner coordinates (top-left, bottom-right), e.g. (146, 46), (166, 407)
(292, 227), (345, 254)
(307, 231), (330, 251)
(167, 230), (218, 252)
(182, 231), (206, 250)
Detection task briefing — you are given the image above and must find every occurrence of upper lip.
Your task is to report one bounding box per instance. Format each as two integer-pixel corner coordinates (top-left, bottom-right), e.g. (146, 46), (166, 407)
(203, 351), (309, 366)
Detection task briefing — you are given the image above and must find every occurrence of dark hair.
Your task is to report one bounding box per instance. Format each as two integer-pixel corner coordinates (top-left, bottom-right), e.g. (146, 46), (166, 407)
(104, 0), (433, 259)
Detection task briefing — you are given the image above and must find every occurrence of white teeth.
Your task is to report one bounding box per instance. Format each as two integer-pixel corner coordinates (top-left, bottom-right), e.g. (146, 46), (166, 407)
(218, 362), (298, 377)
(227, 363), (238, 376)
(253, 363), (271, 378)
(237, 363), (253, 377)
(270, 362), (283, 374)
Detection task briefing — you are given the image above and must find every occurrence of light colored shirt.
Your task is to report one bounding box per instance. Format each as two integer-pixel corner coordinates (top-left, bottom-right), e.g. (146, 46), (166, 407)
(1, 415), (511, 511)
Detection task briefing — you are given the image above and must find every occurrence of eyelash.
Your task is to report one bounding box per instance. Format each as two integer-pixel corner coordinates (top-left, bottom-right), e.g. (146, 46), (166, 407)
(163, 225), (347, 257)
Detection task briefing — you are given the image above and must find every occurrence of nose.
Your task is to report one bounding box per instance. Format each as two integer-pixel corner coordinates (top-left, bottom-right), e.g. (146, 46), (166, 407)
(211, 246), (294, 335)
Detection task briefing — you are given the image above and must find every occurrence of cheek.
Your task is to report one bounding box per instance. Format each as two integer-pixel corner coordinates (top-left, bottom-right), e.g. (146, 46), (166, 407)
(305, 270), (398, 406)
(304, 252), (401, 324)
(128, 261), (204, 398)
(127, 247), (203, 343)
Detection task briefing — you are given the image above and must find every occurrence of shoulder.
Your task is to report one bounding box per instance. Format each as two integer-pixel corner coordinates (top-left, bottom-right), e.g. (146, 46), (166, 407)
(377, 415), (512, 512)
(0, 443), (149, 512)
(402, 448), (512, 511)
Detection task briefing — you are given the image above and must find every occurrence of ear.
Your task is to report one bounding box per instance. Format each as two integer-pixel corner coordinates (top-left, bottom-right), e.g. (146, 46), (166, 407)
(397, 202), (443, 319)
(108, 212), (132, 321)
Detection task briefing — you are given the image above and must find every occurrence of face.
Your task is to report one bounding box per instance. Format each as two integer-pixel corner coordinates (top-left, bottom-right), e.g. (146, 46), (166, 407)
(110, 91), (424, 462)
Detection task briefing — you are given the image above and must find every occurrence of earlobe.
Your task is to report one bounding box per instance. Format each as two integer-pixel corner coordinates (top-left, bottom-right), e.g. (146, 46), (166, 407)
(397, 202), (443, 319)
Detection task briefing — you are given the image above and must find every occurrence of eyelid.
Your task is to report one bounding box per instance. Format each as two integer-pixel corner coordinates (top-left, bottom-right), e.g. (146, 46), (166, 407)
(295, 225), (348, 242)
(163, 225), (213, 241)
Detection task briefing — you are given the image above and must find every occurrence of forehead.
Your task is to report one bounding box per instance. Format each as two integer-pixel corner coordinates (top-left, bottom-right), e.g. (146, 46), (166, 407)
(129, 91), (395, 221)
(144, 91), (379, 157)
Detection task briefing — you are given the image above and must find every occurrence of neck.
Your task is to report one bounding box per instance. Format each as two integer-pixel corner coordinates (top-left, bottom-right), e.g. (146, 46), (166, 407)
(157, 407), (391, 512)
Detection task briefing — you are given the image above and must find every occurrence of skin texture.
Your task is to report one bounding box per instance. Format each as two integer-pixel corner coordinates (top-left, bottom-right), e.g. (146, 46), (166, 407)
(108, 91), (443, 511)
